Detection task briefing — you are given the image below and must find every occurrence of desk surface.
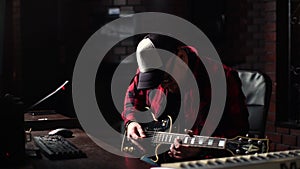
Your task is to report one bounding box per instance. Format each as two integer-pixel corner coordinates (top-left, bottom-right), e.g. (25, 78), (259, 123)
(22, 129), (152, 169)
(22, 112), (152, 169)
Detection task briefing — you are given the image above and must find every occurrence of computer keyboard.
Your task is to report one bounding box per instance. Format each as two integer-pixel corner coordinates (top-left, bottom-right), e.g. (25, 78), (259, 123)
(33, 135), (86, 160)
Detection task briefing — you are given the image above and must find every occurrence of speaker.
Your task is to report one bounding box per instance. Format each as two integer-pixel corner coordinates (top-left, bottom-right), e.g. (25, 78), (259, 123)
(0, 94), (25, 166)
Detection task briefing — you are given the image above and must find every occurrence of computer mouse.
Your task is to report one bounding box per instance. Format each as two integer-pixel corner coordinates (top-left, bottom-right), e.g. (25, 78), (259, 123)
(48, 128), (73, 138)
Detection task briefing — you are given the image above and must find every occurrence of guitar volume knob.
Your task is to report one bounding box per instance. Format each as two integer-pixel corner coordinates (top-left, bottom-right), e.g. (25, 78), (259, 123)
(128, 147), (134, 152)
(123, 146), (129, 152)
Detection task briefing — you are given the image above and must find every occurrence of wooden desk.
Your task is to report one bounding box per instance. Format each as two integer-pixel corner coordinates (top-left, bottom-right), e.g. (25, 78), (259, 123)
(22, 129), (152, 169)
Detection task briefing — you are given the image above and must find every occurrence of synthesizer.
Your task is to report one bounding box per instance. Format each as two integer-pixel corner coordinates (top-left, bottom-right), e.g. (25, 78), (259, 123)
(161, 149), (300, 169)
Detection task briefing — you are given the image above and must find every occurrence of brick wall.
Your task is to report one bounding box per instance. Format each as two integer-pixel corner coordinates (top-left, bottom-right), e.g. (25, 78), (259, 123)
(232, 0), (300, 152)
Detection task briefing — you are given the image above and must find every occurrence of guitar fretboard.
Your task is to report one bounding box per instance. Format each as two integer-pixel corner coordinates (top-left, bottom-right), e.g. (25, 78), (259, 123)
(152, 132), (227, 149)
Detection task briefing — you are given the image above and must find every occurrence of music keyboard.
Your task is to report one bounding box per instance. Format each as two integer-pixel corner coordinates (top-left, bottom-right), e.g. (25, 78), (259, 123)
(161, 149), (300, 169)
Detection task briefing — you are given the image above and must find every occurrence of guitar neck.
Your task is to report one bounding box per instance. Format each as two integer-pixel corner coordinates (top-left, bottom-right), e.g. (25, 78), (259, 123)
(151, 132), (227, 150)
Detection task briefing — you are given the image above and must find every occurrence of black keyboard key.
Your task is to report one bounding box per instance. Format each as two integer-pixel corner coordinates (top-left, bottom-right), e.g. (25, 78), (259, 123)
(188, 163), (195, 168)
(249, 156), (260, 161)
(233, 157), (243, 162)
(257, 155), (267, 160)
(215, 160), (224, 165)
(241, 157), (250, 162)
(288, 152), (299, 156)
(195, 162), (203, 167)
(33, 135), (86, 160)
(207, 161), (217, 166)
(180, 164), (187, 168)
(266, 154), (278, 159)
(225, 159), (235, 164)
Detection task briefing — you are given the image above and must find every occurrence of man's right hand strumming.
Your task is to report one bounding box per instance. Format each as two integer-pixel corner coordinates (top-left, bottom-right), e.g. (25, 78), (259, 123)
(126, 121), (146, 140)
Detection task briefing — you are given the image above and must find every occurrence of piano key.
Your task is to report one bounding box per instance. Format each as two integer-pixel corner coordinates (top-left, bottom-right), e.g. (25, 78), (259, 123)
(256, 155), (268, 160)
(194, 162), (203, 167)
(288, 151), (299, 156)
(233, 157), (246, 162)
(215, 160), (224, 165)
(279, 152), (290, 157)
(179, 163), (187, 168)
(266, 154), (278, 159)
(206, 161), (218, 166)
(225, 159), (236, 164)
(273, 153), (286, 158)
(249, 156), (261, 161)
(239, 157), (250, 162)
(187, 163), (195, 168)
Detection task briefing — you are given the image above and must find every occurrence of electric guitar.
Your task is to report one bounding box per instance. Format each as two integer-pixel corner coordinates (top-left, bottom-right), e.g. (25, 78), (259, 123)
(121, 116), (269, 162)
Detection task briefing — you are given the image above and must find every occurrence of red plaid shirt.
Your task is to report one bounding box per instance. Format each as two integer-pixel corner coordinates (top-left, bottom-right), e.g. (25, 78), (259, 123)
(122, 46), (249, 139)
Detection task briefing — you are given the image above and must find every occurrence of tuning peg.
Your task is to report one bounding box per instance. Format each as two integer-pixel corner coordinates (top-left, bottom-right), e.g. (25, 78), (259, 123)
(123, 146), (129, 152)
(248, 139), (252, 144)
(235, 149), (241, 154)
(246, 133), (249, 137)
(128, 147), (134, 152)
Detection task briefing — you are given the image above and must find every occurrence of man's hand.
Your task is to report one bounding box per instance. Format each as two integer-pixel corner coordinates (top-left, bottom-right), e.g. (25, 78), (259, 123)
(126, 121), (146, 140)
(168, 138), (201, 160)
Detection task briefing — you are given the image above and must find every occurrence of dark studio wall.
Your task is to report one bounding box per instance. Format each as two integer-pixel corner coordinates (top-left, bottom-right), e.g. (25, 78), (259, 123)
(15, 0), (229, 119)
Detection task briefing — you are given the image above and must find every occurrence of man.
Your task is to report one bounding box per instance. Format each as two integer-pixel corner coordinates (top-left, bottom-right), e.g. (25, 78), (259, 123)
(121, 34), (249, 162)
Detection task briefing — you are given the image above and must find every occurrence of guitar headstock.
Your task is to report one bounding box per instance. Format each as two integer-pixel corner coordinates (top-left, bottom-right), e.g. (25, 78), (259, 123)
(226, 136), (269, 156)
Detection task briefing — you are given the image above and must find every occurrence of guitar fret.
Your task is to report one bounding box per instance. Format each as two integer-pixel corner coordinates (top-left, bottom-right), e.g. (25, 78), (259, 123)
(169, 135), (173, 143)
(162, 134), (165, 142)
(153, 134), (157, 143)
(164, 134), (168, 142)
(158, 133), (162, 142)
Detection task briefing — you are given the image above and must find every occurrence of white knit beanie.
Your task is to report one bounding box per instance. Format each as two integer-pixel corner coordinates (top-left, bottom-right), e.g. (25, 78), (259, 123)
(136, 38), (163, 73)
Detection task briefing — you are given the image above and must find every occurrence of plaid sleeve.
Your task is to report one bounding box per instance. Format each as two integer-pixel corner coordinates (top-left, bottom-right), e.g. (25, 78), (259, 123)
(121, 72), (147, 125)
